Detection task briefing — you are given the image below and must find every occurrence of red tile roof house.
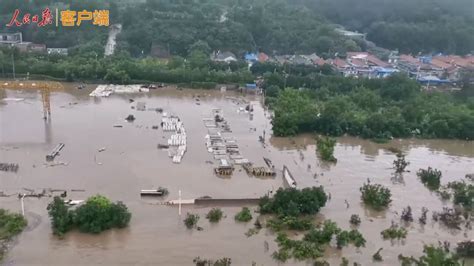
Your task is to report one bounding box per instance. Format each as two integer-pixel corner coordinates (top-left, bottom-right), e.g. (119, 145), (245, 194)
(258, 52), (269, 63)
(329, 58), (356, 77)
(347, 52), (389, 68)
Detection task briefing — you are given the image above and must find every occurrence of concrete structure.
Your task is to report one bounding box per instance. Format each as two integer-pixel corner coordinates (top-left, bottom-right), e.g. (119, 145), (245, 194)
(47, 48), (68, 56)
(211, 51), (237, 63)
(335, 28), (366, 40)
(0, 32), (22, 44)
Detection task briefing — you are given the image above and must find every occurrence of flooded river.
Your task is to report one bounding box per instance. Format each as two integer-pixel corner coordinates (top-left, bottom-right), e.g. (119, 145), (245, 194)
(1, 85), (473, 265)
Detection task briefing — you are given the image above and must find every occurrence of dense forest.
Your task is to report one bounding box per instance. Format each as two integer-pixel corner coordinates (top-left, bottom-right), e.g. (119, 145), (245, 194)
(262, 69), (474, 140)
(308, 0), (474, 55)
(2, 0), (472, 56)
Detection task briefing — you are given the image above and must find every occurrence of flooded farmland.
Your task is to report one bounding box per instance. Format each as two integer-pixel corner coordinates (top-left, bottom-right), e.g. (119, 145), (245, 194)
(1, 85), (473, 265)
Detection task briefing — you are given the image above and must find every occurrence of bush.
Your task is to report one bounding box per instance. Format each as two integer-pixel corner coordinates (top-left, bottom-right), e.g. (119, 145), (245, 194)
(399, 245), (463, 265)
(267, 216), (313, 231)
(336, 230), (366, 248)
(47, 195), (131, 236)
(417, 167), (442, 190)
(193, 257), (232, 266)
(316, 136), (337, 162)
(303, 220), (341, 245)
(456, 240), (474, 258)
(234, 207), (252, 222)
(259, 187), (327, 217)
(184, 213), (200, 229)
(447, 181), (474, 209)
(0, 209), (27, 240)
(206, 208), (224, 223)
(393, 153), (409, 173)
(381, 224), (407, 239)
(47, 197), (74, 236)
(360, 183), (392, 210)
(349, 214), (361, 226)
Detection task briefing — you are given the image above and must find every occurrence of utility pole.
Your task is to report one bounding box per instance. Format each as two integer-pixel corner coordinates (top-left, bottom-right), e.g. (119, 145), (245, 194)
(11, 52), (16, 80)
(178, 190), (182, 216)
(20, 194), (26, 216)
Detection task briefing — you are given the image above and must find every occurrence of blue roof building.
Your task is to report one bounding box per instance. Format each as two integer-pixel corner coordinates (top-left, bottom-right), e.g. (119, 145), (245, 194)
(244, 52), (258, 62)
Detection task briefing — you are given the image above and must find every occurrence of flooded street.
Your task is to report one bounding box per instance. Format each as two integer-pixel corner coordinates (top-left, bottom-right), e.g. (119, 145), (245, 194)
(1, 85), (473, 265)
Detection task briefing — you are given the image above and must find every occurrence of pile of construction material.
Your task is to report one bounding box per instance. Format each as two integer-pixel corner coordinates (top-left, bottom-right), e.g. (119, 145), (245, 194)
(0, 163), (19, 173)
(162, 114), (187, 164)
(90, 85), (149, 97)
(203, 109), (249, 176)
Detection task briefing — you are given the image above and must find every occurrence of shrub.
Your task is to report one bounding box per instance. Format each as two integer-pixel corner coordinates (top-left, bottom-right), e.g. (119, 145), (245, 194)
(206, 208), (224, 223)
(381, 224), (407, 239)
(456, 240), (474, 258)
(193, 257), (232, 266)
(401, 206), (413, 222)
(336, 229), (366, 248)
(259, 187), (327, 217)
(47, 197), (73, 236)
(393, 153), (409, 173)
(235, 207), (252, 222)
(360, 183), (392, 210)
(0, 209), (27, 240)
(267, 216), (313, 231)
(447, 181), (474, 209)
(316, 136), (337, 162)
(349, 214), (361, 226)
(417, 167), (442, 190)
(419, 207), (429, 225)
(303, 220), (340, 245)
(184, 213), (200, 229)
(399, 245), (463, 266)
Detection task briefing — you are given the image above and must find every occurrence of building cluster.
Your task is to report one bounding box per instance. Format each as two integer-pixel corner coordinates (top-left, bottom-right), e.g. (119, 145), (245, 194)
(395, 54), (474, 84)
(211, 49), (474, 84)
(0, 32), (68, 56)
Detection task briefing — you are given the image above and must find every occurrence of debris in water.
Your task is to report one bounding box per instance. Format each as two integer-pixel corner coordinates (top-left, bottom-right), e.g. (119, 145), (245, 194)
(157, 144), (170, 149)
(44, 161), (69, 167)
(0, 163), (19, 173)
(125, 115), (136, 122)
(98, 147), (106, 152)
(113, 125), (123, 128)
(140, 187), (169, 196)
(46, 143), (65, 161)
(152, 125), (159, 130)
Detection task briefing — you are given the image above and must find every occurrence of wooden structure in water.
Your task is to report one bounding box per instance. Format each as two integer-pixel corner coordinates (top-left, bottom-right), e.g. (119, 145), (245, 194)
(214, 159), (234, 176)
(242, 163), (275, 177)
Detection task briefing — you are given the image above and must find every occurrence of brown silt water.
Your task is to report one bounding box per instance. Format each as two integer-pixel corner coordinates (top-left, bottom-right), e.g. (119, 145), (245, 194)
(1, 84), (473, 265)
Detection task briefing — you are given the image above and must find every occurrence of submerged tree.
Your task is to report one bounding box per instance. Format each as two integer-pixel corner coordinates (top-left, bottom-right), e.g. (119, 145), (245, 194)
(417, 167), (442, 190)
(316, 136), (337, 162)
(47, 196), (74, 236)
(393, 153), (409, 173)
(399, 245), (463, 266)
(234, 207), (252, 222)
(184, 213), (200, 229)
(360, 183), (392, 210)
(47, 195), (131, 236)
(206, 208), (224, 223)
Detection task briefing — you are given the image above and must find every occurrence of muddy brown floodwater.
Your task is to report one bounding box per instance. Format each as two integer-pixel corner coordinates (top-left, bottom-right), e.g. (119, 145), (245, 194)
(1, 85), (473, 266)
